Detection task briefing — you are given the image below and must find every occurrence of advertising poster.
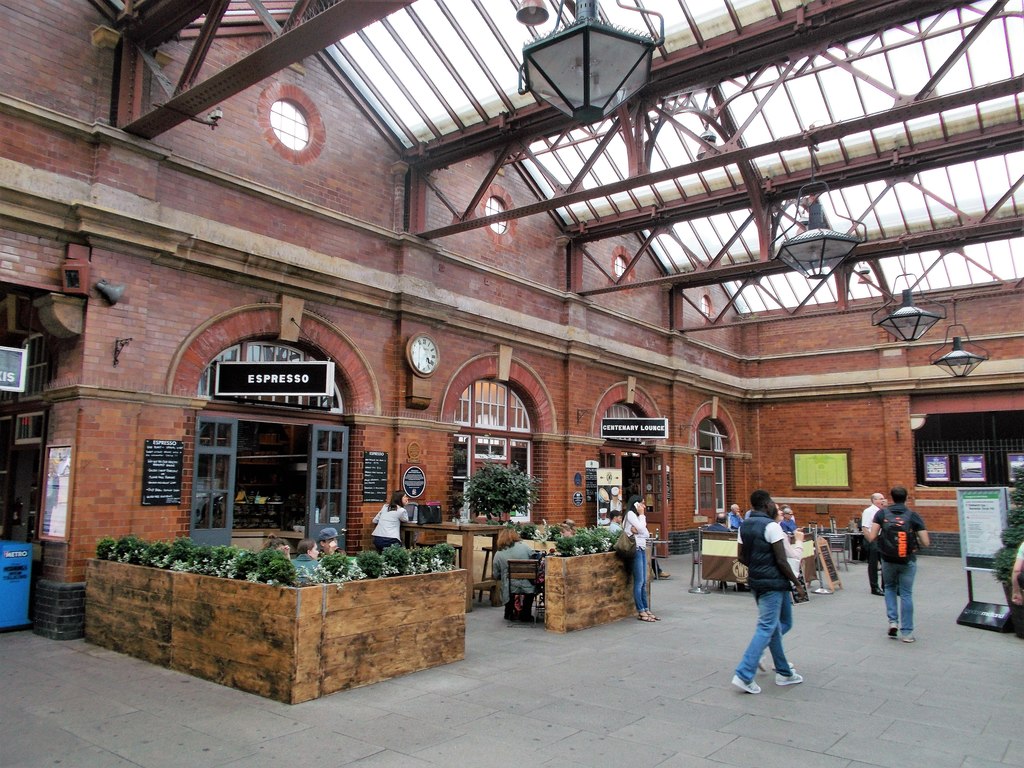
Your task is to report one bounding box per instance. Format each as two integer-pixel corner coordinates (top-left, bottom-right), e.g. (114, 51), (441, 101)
(958, 454), (986, 482)
(923, 454), (950, 482)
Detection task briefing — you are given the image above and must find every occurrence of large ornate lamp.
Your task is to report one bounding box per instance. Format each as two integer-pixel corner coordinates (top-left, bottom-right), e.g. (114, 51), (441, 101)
(930, 323), (989, 378)
(518, 0), (663, 124)
(774, 181), (860, 279)
(871, 286), (945, 342)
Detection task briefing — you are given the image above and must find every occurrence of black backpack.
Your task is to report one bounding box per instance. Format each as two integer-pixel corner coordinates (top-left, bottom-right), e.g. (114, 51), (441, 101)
(878, 507), (917, 563)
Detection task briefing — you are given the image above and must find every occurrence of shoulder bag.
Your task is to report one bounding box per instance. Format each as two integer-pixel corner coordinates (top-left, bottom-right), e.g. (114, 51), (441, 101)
(614, 529), (636, 559)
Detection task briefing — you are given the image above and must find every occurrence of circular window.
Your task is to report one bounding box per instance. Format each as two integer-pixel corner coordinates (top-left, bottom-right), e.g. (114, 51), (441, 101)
(485, 196), (509, 235)
(270, 100), (310, 151)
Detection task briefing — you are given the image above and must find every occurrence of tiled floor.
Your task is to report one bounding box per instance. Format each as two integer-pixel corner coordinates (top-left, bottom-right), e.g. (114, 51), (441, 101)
(2, 555), (1020, 767)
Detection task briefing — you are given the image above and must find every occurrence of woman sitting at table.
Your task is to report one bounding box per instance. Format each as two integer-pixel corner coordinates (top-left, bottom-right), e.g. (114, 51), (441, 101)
(371, 490), (410, 552)
(492, 528), (536, 622)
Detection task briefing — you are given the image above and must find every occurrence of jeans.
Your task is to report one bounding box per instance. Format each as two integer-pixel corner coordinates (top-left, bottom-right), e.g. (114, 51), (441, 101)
(881, 558), (917, 636)
(632, 548), (649, 613)
(734, 588), (795, 683)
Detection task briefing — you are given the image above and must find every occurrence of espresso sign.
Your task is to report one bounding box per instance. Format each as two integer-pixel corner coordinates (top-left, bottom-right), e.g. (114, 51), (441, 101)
(141, 440), (183, 506)
(215, 361), (334, 397)
(601, 417), (668, 440)
(363, 451), (388, 504)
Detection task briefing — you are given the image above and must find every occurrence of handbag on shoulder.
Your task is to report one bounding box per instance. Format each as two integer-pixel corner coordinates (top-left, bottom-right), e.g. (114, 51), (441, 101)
(613, 529), (636, 559)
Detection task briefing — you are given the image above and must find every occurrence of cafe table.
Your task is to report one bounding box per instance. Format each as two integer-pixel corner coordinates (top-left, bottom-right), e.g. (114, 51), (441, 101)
(401, 522), (503, 612)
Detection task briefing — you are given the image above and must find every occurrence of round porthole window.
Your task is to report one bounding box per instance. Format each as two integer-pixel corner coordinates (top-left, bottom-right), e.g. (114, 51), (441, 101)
(270, 100), (310, 151)
(485, 196), (509, 235)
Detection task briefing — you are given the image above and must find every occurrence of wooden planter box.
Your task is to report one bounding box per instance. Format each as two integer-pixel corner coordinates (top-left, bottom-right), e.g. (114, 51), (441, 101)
(85, 559), (465, 703)
(543, 551), (637, 633)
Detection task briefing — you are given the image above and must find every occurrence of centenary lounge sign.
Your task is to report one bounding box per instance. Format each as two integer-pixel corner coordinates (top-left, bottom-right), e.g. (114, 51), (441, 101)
(600, 417), (669, 440)
(214, 361), (335, 397)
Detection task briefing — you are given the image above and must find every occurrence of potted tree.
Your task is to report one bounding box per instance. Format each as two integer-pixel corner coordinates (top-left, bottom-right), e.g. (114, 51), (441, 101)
(993, 465), (1024, 638)
(463, 463), (540, 522)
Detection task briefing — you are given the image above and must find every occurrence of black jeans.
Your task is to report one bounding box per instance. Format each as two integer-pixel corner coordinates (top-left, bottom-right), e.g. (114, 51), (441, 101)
(865, 538), (883, 590)
(372, 536), (401, 552)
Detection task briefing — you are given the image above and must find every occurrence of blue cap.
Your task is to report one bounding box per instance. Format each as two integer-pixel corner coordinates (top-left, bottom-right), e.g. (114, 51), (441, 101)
(317, 527), (339, 541)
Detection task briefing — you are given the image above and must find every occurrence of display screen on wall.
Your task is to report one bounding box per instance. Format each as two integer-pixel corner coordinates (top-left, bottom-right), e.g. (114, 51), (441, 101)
(39, 445), (72, 540)
(792, 451), (851, 489)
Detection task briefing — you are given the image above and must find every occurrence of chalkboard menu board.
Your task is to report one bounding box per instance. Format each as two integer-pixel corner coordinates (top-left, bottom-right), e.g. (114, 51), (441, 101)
(363, 451), (388, 503)
(141, 440), (184, 506)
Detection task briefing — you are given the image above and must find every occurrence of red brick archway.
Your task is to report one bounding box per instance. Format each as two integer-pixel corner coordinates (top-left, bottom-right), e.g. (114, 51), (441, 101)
(440, 354), (556, 433)
(167, 304), (379, 414)
(592, 383), (660, 435)
(689, 400), (740, 452)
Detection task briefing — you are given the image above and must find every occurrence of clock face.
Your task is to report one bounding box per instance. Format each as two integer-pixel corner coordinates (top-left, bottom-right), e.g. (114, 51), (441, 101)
(408, 334), (439, 376)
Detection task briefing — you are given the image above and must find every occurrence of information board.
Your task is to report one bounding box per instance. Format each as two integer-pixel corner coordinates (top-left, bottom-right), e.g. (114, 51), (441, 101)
(363, 451), (388, 503)
(141, 440), (184, 506)
(957, 487), (1009, 571)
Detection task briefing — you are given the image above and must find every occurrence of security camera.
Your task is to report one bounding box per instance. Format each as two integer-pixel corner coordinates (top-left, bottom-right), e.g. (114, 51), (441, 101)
(207, 107), (223, 124)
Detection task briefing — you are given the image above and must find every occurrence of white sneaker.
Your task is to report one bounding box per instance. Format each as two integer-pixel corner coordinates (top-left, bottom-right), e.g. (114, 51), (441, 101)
(775, 671), (804, 686)
(732, 674), (761, 694)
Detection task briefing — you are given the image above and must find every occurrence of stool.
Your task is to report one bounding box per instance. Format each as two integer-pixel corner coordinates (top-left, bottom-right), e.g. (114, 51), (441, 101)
(474, 546), (494, 603)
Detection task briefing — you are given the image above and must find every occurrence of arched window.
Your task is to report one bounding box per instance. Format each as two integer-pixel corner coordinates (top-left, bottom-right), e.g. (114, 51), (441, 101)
(696, 417), (728, 518)
(198, 341), (343, 412)
(452, 380), (532, 519)
(613, 254), (627, 279)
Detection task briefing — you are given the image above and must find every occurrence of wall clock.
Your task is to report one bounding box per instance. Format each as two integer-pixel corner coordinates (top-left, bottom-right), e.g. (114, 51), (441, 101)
(406, 333), (439, 377)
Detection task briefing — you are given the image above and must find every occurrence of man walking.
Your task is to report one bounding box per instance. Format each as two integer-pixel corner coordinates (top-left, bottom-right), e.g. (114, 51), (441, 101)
(732, 489), (806, 694)
(861, 493), (886, 595)
(866, 486), (929, 643)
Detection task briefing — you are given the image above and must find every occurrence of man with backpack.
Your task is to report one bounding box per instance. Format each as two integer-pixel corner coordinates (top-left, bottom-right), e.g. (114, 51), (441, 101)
(865, 486), (930, 643)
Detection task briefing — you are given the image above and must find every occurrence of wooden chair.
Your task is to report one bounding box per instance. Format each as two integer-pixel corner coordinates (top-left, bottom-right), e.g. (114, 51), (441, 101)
(506, 558), (543, 625)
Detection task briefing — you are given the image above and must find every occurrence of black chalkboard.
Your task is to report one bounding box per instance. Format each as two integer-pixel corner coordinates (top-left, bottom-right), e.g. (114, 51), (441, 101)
(141, 440), (184, 506)
(363, 451), (388, 503)
(815, 536), (843, 591)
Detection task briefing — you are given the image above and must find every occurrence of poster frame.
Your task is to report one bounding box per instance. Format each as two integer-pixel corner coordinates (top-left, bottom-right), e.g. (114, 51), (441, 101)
(38, 444), (73, 541)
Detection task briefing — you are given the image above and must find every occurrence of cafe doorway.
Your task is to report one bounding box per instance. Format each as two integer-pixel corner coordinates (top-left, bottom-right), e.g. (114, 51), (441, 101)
(191, 417), (348, 550)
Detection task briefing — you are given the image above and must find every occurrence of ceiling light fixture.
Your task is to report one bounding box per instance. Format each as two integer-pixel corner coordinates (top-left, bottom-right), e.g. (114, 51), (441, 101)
(930, 316), (989, 378)
(774, 181), (860, 279)
(871, 276), (946, 341)
(518, 0), (664, 124)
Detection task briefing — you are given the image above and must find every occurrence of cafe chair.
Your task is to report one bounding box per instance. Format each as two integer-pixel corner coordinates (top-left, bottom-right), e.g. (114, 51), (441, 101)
(825, 532), (850, 571)
(506, 558), (543, 626)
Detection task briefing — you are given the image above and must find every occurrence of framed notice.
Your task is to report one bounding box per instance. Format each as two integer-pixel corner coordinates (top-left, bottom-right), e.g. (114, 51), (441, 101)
(957, 487), (1009, 571)
(141, 440), (184, 506)
(923, 454), (950, 482)
(958, 454), (986, 482)
(793, 451), (850, 489)
(39, 445), (73, 540)
(1008, 453), (1024, 480)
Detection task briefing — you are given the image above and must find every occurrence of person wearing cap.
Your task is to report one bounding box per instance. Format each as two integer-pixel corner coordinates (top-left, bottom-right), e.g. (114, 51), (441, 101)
(371, 490), (410, 552)
(317, 527), (340, 557)
(624, 495), (658, 622)
(779, 506), (797, 535)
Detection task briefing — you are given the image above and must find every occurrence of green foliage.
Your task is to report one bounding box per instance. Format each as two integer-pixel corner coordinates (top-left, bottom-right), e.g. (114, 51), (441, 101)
(463, 463), (541, 521)
(381, 544), (412, 576)
(95, 537), (117, 560)
(356, 550), (385, 579)
(993, 466), (1024, 587)
(553, 526), (617, 557)
(113, 535), (149, 564)
(92, 535), (452, 586)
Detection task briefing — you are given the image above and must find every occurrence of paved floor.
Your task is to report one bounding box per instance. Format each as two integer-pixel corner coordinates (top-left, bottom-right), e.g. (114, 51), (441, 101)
(2, 555), (1020, 768)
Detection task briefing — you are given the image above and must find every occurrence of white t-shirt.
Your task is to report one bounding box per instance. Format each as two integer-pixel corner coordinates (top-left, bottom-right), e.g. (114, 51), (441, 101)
(737, 519), (786, 547)
(861, 504), (880, 530)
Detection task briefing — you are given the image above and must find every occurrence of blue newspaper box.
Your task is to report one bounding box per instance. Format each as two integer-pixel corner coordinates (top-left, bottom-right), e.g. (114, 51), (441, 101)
(1, 540), (32, 629)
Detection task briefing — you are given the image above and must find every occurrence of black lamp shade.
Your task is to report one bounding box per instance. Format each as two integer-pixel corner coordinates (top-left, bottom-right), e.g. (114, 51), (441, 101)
(931, 336), (988, 377)
(872, 289), (945, 341)
(522, 17), (656, 123)
(774, 200), (859, 279)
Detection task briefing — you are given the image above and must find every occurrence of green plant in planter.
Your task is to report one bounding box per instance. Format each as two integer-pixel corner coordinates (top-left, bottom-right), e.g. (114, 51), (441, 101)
(356, 550), (385, 579)
(95, 536), (117, 560)
(113, 534), (149, 564)
(993, 465), (1024, 591)
(463, 463), (540, 522)
(381, 545), (412, 576)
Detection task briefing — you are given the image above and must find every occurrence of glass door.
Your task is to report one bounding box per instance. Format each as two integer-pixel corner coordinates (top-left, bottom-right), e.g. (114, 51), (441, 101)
(192, 417), (236, 546)
(307, 425), (349, 546)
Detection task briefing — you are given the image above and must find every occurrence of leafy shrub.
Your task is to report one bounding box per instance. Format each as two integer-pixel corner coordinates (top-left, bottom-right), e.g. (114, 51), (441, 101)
(248, 549), (296, 586)
(141, 541), (172, 568)
(113, 535), (149, 564)
(313, 552), (364, 583)
(994, 466), (1024, 588)
(355, 550), (385, 579)
(95, 536), (117, 560)
(552, 526), (617, 557)
(167, 537), (199, 570)
(381, 545), (412, 576)
(430, 543), (457, 570)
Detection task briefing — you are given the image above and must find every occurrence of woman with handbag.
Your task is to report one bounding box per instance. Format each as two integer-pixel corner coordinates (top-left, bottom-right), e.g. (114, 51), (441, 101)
(624, 495), (658, 621)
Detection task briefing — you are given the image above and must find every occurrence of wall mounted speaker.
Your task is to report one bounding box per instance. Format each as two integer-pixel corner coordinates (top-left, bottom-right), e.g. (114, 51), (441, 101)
(95, 279), (126, 305)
